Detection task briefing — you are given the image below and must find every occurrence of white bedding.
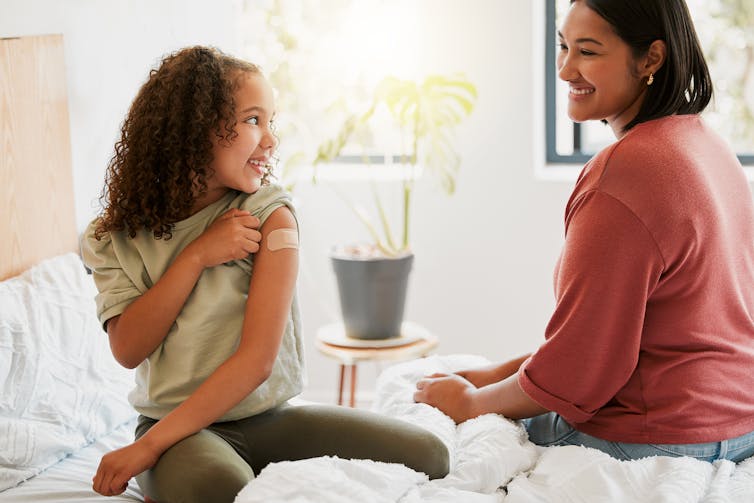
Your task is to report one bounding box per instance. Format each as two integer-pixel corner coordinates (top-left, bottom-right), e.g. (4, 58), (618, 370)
(236, 354), (754, 503)
(4, 354), (754, 502)
(1, 417), (143, 502)
(0, 254), (135, 491)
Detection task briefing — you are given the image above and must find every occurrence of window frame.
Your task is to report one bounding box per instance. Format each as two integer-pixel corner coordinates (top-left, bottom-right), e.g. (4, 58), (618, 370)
(544, 0), (754, 166)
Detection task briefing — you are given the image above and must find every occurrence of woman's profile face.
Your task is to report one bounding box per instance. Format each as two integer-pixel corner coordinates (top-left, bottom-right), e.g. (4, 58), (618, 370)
(557, 0), (648, 136)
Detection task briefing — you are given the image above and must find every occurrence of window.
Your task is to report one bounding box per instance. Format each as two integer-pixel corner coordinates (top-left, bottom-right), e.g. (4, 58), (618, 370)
(545, 0), (754, 165)
(238, 0), (445, 183)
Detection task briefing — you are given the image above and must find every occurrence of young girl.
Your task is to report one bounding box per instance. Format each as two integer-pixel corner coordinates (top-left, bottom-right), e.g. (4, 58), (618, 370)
(416, 0), (754, 463)
(82, 46), (448, 502)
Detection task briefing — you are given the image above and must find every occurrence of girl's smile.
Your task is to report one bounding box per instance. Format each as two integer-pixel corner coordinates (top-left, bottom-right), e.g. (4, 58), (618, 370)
(246, 158), (270, 178)
(193, 73), (277, 212)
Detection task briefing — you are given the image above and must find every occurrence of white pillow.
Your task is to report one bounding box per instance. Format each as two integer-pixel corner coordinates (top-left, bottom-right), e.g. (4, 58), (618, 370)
(0, 253), (135, 491)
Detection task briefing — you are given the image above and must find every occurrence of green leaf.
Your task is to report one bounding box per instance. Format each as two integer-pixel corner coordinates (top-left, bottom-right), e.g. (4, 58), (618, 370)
(311, 71), (477, 249)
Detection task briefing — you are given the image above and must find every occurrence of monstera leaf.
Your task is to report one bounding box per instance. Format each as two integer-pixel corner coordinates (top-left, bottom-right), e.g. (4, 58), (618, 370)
(314, 74), (477, 255)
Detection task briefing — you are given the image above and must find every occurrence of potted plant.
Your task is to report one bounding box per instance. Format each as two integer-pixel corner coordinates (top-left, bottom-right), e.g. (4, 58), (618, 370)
(314, 74), (477, 340)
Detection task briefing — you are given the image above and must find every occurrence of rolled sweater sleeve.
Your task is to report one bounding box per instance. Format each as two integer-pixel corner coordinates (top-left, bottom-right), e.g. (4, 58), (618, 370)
(518, 190), (664, 424)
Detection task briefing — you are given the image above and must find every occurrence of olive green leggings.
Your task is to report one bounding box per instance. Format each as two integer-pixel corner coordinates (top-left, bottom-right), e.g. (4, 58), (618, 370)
(135, 403), (449, 503)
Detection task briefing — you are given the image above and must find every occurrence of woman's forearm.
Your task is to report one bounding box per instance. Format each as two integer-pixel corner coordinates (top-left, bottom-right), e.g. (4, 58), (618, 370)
(108, 248), (204, 369)
(470, 374), (549, 420)
(492, 353), (533, 381)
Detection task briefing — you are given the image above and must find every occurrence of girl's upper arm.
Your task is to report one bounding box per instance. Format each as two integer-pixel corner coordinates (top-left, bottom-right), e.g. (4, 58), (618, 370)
(235, 206), (299, 366)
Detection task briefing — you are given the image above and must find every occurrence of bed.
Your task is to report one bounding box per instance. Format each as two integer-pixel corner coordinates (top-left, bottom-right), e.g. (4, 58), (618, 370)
(4, 34), (754, 503)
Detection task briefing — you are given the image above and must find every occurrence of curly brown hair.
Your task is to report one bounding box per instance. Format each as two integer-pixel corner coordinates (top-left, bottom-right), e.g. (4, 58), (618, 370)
(95, 46), (263, 240)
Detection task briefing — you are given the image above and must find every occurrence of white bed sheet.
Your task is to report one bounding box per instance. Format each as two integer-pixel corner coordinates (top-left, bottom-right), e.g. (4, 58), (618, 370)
(1, 418), (143, 502)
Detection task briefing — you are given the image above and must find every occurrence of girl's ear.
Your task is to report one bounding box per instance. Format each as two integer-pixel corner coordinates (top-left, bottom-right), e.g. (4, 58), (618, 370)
(643, 39), (667, 78)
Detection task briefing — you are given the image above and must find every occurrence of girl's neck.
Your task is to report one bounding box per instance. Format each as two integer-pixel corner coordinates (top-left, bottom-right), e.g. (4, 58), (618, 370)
(191, 187), (231, 215)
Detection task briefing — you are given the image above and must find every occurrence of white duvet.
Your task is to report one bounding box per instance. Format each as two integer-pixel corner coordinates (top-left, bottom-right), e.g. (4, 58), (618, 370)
(0, 254), (135, 492)
(235, 354), (754, 503)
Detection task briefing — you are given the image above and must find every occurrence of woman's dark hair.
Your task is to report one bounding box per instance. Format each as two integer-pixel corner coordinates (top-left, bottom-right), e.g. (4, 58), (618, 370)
(95, 46), (261, 240)
(574, 0), (712, 131)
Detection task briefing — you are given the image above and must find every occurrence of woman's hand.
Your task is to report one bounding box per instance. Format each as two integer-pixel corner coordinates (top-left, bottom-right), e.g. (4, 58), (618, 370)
(92, 440), (160, 497)
(187, 208), (262, 268)
(414, 373), (479, 424)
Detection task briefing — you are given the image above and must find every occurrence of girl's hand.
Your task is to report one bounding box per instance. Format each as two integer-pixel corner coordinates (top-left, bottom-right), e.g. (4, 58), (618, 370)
(414, 373), (478, 424)
(92, 440), (160, 496)
(188, 208), (262, 268)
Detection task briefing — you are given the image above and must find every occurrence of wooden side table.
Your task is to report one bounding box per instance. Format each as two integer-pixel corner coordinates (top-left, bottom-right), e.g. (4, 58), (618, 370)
(315, 322), (438, 407)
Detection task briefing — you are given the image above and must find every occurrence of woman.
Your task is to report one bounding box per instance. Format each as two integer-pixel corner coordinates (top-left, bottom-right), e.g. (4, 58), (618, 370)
(415, 0), (754, 462)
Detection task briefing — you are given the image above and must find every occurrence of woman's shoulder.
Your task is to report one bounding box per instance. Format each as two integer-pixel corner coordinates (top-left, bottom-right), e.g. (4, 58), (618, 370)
(616, 115), (704, 157)
(572, 119), (690, 205)
(594, 116), (699, 176)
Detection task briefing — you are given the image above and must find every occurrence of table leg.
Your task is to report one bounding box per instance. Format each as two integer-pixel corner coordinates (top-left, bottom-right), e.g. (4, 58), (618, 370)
(337, 364), (345, 406)
(349, 364), (357, 408)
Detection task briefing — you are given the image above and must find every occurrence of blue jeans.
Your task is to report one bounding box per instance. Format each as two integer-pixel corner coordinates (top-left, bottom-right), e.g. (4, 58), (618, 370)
(524, 412), (754, 463)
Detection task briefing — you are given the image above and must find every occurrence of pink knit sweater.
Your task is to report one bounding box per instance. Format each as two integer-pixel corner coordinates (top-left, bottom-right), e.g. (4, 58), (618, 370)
(519, 115), (754, 443)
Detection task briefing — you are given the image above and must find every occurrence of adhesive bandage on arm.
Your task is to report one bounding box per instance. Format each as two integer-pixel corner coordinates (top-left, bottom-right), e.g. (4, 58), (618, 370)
(266, 228), (299, 251)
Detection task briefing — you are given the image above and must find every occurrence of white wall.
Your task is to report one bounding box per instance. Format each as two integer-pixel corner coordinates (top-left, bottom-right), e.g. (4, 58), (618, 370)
(1, 0), (575, 404)
(1, 0), (241, 230)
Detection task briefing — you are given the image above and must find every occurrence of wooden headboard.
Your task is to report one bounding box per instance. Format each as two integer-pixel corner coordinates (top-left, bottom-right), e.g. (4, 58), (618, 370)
(0, 35), (78, 281)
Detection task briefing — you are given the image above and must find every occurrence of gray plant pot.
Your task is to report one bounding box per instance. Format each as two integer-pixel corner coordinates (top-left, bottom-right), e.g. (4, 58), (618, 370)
(330, 250), (414, 340)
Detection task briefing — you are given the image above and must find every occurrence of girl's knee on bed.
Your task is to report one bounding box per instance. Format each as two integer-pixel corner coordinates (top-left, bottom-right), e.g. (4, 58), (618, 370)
(135, 424), (253, 503)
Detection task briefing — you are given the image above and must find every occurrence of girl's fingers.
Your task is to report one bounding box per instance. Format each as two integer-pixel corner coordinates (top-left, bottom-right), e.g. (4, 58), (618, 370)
(221, 208), (251, 220)
(109, 475), (128, 496)
(92, 466), (104, 495)
(219, 209), (239, 220)
(237, 215), (260, 228)
(98, 472), (116, 496)
(246, 229), (262, 243)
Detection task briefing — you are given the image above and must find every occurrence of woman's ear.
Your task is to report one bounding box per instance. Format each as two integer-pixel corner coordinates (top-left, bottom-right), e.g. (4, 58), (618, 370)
(644, 39), (667, 77)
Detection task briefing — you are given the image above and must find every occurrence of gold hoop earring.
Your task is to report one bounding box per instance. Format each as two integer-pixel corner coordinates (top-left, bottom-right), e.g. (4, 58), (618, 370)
(647, 73), (654, 86)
